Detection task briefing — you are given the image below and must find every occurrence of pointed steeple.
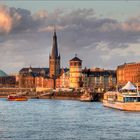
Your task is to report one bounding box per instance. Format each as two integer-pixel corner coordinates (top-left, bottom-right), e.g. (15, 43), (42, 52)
(51, 26), (58, 58)
(49, 26), (61, 78)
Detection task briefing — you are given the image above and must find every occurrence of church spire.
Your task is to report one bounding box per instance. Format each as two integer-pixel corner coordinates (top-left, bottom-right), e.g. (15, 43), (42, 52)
(51, 26), (58, 58)
(49, 26), (61, 78)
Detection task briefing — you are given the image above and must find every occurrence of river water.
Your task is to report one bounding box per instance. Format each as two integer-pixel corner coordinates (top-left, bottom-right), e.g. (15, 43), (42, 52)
(0, 98), (140, 140)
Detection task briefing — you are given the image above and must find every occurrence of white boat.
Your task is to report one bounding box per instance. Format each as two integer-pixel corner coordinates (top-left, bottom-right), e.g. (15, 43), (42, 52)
(103, 81), (140, 111)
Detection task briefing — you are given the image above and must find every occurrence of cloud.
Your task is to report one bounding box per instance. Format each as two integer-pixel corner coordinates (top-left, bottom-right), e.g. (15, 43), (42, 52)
(0, 5), (12, 33)
(0, 5), (49, 34)
(47, 8), (140, 50)
(0, 5), (140, 46)
(0, 5), (140, 73)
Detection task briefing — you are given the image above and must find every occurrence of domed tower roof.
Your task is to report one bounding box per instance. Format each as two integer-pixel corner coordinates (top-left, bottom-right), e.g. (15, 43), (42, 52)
(70, 54), (82, 62)
(0, 70), (8, 77)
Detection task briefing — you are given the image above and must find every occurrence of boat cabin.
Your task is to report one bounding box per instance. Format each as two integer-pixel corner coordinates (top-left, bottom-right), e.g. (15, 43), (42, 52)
(103, 81), (140, 111)
(123, 95), (140, 102)
(104, 92), (140, 103)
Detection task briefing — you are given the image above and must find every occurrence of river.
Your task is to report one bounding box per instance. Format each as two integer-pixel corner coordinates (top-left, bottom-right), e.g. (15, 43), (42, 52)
(0, 98), (140, 140)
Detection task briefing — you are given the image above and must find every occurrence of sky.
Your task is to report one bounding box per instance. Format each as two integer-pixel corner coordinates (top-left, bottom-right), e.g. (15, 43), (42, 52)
(0, 0), (140, 74)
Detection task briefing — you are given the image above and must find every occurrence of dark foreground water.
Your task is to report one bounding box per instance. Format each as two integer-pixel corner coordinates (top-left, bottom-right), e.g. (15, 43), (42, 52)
(0, 99), (140, 140)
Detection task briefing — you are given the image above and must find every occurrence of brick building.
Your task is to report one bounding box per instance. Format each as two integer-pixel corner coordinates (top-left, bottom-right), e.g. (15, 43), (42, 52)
(57, 68), (69, 88)
(18, 29), (61, 90)
(117, 62), (140, 88)
(18, 28), (117, 91)
(69, 55), (83, 88)
(49, 28), (60, 78)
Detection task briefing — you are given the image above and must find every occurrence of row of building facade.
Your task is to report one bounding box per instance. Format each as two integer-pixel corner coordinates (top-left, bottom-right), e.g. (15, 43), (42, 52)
(17, 30), (116, 91)
(0, 29), (140, 91)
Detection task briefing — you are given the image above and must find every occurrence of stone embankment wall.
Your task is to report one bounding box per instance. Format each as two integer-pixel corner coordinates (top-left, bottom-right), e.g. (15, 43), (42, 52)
(0, 88), (104, 101)
(38, 91), (104, 101)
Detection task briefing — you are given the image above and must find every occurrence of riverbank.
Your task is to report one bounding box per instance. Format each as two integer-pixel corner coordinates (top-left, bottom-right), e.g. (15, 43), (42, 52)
(26, 91), (82, 101)
(0, 92), (81, 100)
(0, 91), (104, 101)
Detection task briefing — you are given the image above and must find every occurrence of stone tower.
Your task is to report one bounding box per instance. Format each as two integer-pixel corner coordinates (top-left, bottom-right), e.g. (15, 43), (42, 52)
(49, 28), (60, 78)
(69, 55), (82, 88)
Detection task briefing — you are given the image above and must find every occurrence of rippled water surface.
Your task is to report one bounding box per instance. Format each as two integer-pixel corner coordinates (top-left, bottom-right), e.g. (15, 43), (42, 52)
(0, 98), (140, 140)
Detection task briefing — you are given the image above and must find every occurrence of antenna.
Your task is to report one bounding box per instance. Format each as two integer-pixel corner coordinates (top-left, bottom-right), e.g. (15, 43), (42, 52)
(75, 53), (77, 57)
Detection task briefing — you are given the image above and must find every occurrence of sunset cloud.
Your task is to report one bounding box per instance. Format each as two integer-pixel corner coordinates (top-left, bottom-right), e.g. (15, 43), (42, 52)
(0, 5), (12, 33)
(0, 5), (45, 34)
(0, 5), (140, 73)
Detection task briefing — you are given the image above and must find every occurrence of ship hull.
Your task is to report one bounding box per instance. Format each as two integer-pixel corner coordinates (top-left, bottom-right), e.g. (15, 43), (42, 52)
(8, 96), (28, 101)
(103, 100), (140, 111)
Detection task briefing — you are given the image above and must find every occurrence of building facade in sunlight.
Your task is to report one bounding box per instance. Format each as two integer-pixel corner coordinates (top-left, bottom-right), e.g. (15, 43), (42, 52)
(49, 29), (61, 78)
(69, 56), (83, 88)
(18, 29), (61, 90)
(117, 62), (140, 89)
(82, 68), (116, 91)
(18, 29), (117, 91)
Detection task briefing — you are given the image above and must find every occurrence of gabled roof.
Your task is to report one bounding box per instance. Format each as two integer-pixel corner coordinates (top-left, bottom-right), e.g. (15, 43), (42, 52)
(60, 68), (69, 73)
(63, 68), (69, 73)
